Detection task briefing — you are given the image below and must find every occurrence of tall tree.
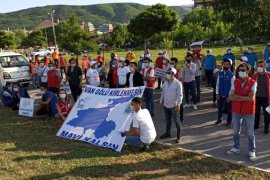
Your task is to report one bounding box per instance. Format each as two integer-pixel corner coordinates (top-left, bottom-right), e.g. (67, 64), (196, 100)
(110, 24), (128, 48)
(26, 30), (47, 47)
(0, 31), (17, 49)
(128, 4), (179, 50)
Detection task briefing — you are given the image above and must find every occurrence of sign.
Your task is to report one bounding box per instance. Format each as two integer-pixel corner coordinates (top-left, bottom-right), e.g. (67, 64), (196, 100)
(57, 85), (145, 152)
(155, 68), (166, 80)
(18, 98), (35, 117)
(190, 41), (204, 47)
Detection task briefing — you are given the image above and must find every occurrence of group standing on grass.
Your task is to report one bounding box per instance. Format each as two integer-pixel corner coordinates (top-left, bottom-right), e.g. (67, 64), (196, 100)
(2, 42), (270, 158)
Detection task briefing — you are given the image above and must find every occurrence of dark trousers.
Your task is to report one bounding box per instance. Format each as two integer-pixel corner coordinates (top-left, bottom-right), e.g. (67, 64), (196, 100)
(54, 59), (58, 67)
(255, 97), (270, 132)
(36, 105), (52, 117)
(118, 85), (125, 88)
(183, 81), (196, 105)
(70, 85), (82, 102)
(180, 103), (184, 122)
(212, 89), (216, 103)
(157, 78), (162, 88)
(144, 88), (154, 115)
(164, 106), (181, 139)
(205, 69), (213, 87)
(84, 69), (87, 78)
(195, 76), (201, 102)
(218, 96), (232, 123)
(60, 67), (66, 77)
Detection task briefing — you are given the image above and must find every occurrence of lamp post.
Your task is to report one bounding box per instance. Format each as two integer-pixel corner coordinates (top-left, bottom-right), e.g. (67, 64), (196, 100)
(48, 10), (58, 49)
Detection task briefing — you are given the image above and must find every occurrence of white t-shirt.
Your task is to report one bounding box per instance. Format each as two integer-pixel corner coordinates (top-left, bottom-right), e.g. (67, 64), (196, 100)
(117, 66), (130, 85)
(38, 66), (49, 83)
(86, 68), (100, 87)
(132, 109), (156, 144)
(129, 73), (134, 87)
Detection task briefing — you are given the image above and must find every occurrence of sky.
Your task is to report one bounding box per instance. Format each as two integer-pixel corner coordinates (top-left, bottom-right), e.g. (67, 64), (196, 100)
(0, 0), (193, 13)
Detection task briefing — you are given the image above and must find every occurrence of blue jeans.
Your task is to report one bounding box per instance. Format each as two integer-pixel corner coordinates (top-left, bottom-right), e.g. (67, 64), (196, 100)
(183, 81), (196, 104)
(144, 88), (154, 115)
(218, 96), (232, 123)
(32, 74), (38, 88)
(125, 136), (147, 147)
(232, 113), (256, 152)
(164, 107), (181, 139)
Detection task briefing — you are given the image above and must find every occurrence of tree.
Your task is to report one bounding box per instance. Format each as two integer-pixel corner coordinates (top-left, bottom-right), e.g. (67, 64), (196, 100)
(128, 4), (179, 50)
(110, 24), (128, 48)
(0, 31), (17, 49)
(25, 30), (47, 47)
(210, 22), (232, 41)
(14, 30), (27, 48)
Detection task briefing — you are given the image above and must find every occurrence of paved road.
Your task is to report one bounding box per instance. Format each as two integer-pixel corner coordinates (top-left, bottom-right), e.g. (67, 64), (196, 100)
(28, 82), (270, 172)
(152, 86), (270, 172)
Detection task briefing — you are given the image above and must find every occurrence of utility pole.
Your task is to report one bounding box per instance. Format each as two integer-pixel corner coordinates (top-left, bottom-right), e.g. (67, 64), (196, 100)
(48, 10), (58, 49)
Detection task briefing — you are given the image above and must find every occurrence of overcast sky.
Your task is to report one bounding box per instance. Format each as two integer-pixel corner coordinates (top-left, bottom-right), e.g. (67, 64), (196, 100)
(0, 0), (193, 13)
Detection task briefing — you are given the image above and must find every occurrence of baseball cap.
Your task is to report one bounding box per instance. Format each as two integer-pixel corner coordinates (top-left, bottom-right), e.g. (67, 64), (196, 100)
(168, 68), (177, 75)
(239, 56), (248, 62)
(90, 61), (97, 66)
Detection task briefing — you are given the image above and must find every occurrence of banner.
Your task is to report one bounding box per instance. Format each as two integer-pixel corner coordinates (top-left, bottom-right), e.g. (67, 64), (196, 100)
(18, 98), (35, 117)
(155, 68), (166, 80)
(57, 85), (145, 152)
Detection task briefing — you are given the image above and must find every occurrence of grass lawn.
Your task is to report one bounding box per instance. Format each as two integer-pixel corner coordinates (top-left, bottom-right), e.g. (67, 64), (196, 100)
(0, 106), (270, 179)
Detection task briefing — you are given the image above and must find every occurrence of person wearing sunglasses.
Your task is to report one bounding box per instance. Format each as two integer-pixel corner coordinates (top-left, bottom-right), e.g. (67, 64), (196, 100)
(227, 63), (257, 162)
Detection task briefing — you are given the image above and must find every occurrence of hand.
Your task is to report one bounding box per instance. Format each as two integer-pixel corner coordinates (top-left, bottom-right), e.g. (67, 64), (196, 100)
(159, 103), (163, 107)
(226, 97), (231, 103)
(216, 95), (220, 101)
(175, 106), (180, 112)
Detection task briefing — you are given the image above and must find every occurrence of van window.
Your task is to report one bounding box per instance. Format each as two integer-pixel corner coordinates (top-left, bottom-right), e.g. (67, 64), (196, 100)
(0, 55), (29, 67)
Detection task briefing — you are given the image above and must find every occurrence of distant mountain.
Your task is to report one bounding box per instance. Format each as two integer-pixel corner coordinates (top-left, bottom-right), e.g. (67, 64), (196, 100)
(0, 3), (192, 30)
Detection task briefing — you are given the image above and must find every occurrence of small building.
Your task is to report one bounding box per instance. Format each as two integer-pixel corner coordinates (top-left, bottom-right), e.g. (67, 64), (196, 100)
(97, 24), (113, 34)
(86, 22), (95, 32)
(194, 0), (216, 7)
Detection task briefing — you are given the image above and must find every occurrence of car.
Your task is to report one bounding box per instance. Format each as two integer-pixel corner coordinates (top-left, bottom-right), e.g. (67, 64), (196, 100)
(30, 49), (51, 57)
(0, 52), (31, 86)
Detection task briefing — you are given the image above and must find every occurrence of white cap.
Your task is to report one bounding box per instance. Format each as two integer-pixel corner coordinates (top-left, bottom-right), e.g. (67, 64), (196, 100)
(226, 47), (232, 51)
(207, 49), (212, 53)
(158, 51), (163, 55)
(84, 50), (88, 54)
(164, 55), (170, 60)
(248, 46), (254, 49)
(213, 68), (220, 74)
(145, 54), (151, 59)
(239, 56), (248, 62)
(140, 54), (144, 58)
(119, 57), (125, 61)
(90, 61), (97, 66)
(169, 68), (177, 75)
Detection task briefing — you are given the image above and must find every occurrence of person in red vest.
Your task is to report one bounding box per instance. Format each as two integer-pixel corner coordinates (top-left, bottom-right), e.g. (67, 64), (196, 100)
(95, 51), (104, 65)
(58, 53), (67, 78)
(56, 89), (73, 123)
(227, 63), (257, 162)
(30, 56), (39, 88)
(155, 51), (164, 90)
(107, 60), (118, 88)
(141, 57), (155, 117)
(47, 62), (62, 94)
(43, 55), (51, 66)
(253, 60), (270, 134)
(82, 51), (90, 78)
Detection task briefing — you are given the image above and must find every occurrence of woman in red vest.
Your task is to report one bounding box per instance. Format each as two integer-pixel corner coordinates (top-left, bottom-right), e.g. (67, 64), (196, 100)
(227, 63), (257, 162)
(56, 89), (73, 123)
(47, 62), (62, 94)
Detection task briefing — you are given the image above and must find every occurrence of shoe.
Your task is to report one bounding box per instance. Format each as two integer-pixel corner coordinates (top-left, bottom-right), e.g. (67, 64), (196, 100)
(249, 151), (256, 162)
(193, 105), (197, 110)
(214, 120), (222, 125)
(175, 138), (181, 143)
(140, 145), (149, 152)
(226, 147), (240, 155)
(211, 102), (217, 107)
(159, 133), (171, 139)
(264, 130), (269, 135)
(183, 104), (190, 108)
(225, 122), (232, 128)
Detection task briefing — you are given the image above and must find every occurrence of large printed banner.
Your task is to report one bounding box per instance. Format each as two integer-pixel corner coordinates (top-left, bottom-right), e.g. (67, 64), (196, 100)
(155, 68), (166, 80)
(57, 85), (145, 152)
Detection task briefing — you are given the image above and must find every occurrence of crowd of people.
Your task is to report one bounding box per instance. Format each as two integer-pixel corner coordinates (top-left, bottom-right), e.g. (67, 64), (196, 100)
(2, 43), (270, 159)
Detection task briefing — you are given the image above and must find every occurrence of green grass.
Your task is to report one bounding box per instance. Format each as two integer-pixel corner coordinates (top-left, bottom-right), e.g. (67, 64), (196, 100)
(0, 106), (270, 179)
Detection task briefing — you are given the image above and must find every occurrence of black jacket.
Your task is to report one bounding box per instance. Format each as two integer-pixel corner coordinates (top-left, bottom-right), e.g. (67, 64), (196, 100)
(126, 71), (144, 87)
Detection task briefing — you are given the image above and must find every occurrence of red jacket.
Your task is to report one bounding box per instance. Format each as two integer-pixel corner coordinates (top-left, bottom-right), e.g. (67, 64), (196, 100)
(141, 67), (155, 88)
(253, 72), (270, 101)
(232, 77), (256, 115)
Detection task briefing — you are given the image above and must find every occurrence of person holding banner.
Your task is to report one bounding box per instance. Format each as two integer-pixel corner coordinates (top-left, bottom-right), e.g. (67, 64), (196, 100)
(36, 85), (58, 119)
(126, 62), (144, 87)
(122, 97), (156, 152)
(86, 61), (100, 87)
(159, 68), (183, 143)
(117, 57), (130, 88)
(12, 82), (30, 104)
(141, 57), (155, 117)
(2, 82), (18, 110)
(56, 89), (73, 123)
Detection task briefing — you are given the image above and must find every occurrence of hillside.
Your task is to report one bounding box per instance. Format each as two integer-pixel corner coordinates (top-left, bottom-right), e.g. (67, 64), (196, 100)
(0, 3), (191, 30)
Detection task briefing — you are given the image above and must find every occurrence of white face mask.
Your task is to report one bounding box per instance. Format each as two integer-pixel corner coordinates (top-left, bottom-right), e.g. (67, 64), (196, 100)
(169, 65), (175, 68)
(49, 67), (54, 70)
(8, 87), (12, 91)
(70, 63), (76, 67)
(129, 67), (134, 72)
(40, 63), (45, 67)
(13, 88), (18, 91)
(59, 94), (66, 99)
(227, 50), (232, 54)
(238, 71), (247, 78)
(118, 63), (122, 68)
(144, 63), (149, 67)
(112, 65), (116, 68)
(166, 74), (172, 80)
(130, 105), (135, 111)
(248, 50), (252, 53)
(257, 67), (264, 73)
(163, 60), (167, 64)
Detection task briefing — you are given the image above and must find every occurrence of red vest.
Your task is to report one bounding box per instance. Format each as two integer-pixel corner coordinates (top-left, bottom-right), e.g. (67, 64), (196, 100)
(47, 70), (59, 88)
(253, 72), (270, 101)
(142, 67), (155, 88)
(56, 99), (72, 122)
(232, 77), (256, 115)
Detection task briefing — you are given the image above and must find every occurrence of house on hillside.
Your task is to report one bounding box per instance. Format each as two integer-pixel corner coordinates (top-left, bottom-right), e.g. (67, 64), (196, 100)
(33, 19), (60, 31)
(96, 24), (113, 34)
(80, 22), (95, 32)
(194, 0), (216, 7)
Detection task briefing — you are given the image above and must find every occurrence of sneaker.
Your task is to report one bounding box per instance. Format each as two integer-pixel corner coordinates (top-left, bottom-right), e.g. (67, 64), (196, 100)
(140, 145), (150, 152)
(249, 151), (256, 162)
(175, 138), (181, 143)
(183, 104), (190, 108)
(214, 120), (222, 125)
(159, 133), (171, 139)
(226, 147), (240, 155)
(193, 105), (197, 110)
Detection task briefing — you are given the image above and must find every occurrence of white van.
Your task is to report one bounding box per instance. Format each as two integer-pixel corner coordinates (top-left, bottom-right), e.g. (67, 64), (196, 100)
(0, 52), (31, 86)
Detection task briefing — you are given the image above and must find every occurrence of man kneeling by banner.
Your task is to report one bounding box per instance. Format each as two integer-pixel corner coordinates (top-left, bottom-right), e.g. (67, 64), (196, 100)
(121, 97), (157, 152)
